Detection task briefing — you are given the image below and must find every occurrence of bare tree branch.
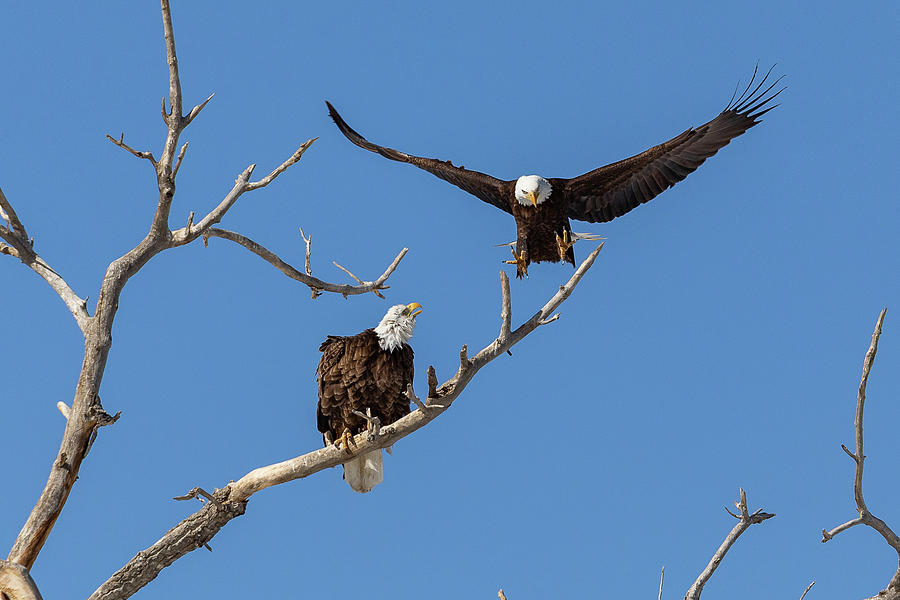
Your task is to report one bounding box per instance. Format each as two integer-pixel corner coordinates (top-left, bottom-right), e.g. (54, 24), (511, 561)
(169, 138), (317, 247)
(246, 138), (318, 191)
(684, 488), (775, 600)
(87, 244), (605, 600)
(202, 227), (407, 298)
(172, 141), (188, 179)
(104, 134), (157, 166)
(499, 271), (511, 342)
(298, 226), (312, 276)
(799, 581), (815, 600)
(821, 308), (900, 600)
(658, 565), (665, 600)
(6, 1), (362, 574)
(0, 188), (90, 334)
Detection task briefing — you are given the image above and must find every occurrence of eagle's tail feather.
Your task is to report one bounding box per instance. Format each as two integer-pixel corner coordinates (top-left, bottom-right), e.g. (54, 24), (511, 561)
(343, 449), (384, 493)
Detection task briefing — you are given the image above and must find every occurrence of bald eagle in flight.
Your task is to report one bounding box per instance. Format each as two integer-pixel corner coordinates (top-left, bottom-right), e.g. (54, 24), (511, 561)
(316, 302), (421, 493)
(327, 66), (783, 278)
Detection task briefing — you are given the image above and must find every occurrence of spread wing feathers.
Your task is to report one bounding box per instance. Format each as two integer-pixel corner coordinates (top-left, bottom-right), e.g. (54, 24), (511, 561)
(316, 330), (414, 440)
(561, 65), (785, 223)
(326, 101), (514, 214)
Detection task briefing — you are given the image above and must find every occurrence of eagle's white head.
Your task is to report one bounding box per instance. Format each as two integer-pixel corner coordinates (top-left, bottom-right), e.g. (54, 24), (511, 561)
(375, 302), (422, 351)
(514, 175), (552, 208)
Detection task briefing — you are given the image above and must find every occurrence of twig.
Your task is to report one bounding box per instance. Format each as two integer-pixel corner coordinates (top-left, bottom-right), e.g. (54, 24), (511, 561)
(821, 309), (900, 598)
(333, 260), (363, 284)
(299, 226), (312, 276)
(799, 580), (815, 600)
(499, 271), (511, 342)
(184, 92), (214, 127)
(0, 186), (27, 239)
(498, 590), (507, 600)
(658, 565), (665, 600)
(173, 487), (217, 505)
(245, 138), (317, 191)
(105, 133), (157, 165)
(684, 489), (774, 600)
(0, 189), (91, 334)
(172, 141), (188, 178)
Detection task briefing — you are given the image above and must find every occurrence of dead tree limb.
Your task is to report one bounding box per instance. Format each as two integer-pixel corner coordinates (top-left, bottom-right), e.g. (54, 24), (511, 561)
(0, 187), (90, 335)
(821, 309), (899, 600)
(683, 489), (774, 600)
(86, 243), (605, 600)
(2, 0), (406, 584)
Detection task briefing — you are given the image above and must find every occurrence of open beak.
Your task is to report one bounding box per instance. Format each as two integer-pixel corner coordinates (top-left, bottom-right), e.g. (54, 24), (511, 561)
(526, 191), (538, 207)
(404, 302), (423, 318)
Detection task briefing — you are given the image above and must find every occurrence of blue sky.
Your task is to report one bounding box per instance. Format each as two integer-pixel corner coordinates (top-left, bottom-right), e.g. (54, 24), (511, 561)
(1, 1), (898, 599)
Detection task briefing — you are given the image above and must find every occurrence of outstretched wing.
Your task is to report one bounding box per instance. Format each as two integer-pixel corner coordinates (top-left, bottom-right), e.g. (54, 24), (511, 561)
(327, 101), (514, 214)
(560, 66), (784, 223)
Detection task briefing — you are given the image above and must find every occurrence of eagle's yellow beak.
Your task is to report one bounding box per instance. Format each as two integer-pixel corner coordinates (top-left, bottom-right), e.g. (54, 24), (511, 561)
(526, 191), (538, 207)
(405, 302), (423, 318)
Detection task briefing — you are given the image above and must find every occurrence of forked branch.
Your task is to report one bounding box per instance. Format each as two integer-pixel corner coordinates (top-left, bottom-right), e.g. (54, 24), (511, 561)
(202, 228), (407, 298)
(821, 309), (900, 600)
(684, 489), (774, 600)
(87, 244), (605, 600)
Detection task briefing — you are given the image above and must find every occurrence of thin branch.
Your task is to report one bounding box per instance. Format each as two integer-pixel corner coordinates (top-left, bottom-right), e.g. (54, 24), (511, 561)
(170, 139), (316, 247)
(498, 590), (507, 600)
(658, 565), (665, 600)
(0, 189), (90, 334)
(183, 92), (214, 127)
(298, 227), (312, 276)
(90, 245), (605, 600)
(245, 138), (318, 191)
(822, 309), (900, 598)
(6, 0), (339, 577)
(499, 271), (511, 342)
(0, 187), (27, 239)
(105, 134), (157, 166)
(160, 0), (182, 123)
(172, 142), (188, 179)
(332, 260), (362, 284)
(799, 580), (815, 600)
(684, 489), (774, 600)
(203, 228), (407, 297)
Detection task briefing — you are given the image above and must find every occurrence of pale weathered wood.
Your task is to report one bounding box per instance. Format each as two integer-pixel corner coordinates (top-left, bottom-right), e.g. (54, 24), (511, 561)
(822, 309), (900, 600)
(0, 561), (43, 600)
(684, 489), (774, 600)
(86, 244), (605, 600)
(4, 0), (406, 577)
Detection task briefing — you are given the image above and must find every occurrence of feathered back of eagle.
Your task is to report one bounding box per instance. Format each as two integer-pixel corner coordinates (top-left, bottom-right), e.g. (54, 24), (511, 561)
(316, 329), (414, 443)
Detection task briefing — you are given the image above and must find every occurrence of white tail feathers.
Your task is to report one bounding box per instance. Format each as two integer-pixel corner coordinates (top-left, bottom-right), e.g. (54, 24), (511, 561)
(343, 449), (384, 493)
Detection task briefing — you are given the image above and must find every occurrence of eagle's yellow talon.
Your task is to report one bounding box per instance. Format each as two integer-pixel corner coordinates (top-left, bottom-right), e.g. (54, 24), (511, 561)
(503, 248), (529, 278)
(556, 230), (576, 260)
(336, 429), (355, 454)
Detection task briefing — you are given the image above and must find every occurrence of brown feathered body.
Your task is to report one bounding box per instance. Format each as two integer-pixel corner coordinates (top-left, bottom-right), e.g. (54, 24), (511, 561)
(509, 191), (576, 268)
(316, 329), (413, 492)
(326, 66), (782, 278)
(317, 329), (413, 442)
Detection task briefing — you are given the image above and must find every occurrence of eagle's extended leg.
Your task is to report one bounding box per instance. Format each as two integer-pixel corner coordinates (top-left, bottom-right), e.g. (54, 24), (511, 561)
(352, 407), (382, 442)
(503, 247), (528, 278)
(556, 230), (603, 260)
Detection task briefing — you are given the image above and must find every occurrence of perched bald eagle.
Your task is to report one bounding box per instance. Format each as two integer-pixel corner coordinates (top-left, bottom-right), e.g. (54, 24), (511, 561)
(327, 66), (783, 278)
(316, 302), (421, 493)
